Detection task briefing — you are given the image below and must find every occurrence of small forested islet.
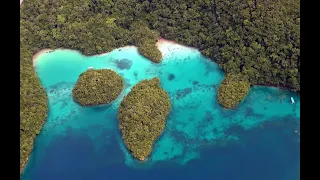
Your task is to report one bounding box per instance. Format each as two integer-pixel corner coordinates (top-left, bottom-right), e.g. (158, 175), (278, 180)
(118, 77), (171, 161)
(72, 69), (124, 106)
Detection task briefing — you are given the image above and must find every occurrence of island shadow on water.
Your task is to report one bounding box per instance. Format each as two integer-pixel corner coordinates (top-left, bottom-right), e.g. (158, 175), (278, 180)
(22, 43), (300, 180)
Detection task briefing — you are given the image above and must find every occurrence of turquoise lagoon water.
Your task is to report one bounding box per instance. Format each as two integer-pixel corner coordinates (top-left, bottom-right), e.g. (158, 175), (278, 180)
(22, 45), (300, 180)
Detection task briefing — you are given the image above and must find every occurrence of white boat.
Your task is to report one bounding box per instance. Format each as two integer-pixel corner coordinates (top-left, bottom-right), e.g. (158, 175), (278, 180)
(291, 97), (295, 104)
(88, 67), (94, 70)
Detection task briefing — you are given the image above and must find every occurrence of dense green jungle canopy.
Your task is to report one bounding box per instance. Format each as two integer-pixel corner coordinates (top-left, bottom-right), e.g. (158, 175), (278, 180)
(118, 77), (171, 161)
(218, 74), (251, 109)
(20, 0), (300, 173)
(72, 69), (124, 106)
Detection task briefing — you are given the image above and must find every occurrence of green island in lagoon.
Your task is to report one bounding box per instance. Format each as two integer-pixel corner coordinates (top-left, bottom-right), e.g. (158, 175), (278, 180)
(118, 77), (171, 161)
(20, 0), (300, 179)
(72, 69), (125, 106)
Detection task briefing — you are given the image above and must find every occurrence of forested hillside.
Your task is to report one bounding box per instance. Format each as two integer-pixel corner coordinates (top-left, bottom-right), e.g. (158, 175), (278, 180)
(20, 0), (300, 173)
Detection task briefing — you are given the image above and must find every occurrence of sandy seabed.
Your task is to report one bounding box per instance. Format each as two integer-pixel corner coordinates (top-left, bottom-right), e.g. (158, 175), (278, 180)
(32, 39), (191, 66)
(32, 46), (137, 66)
(156, 38), (196, 57)
(32, 49), (52, 67)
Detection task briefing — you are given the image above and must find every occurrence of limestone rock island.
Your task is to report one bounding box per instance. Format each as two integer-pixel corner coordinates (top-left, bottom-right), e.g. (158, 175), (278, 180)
(118, 77), (171, 161)
(72, 69), (124, 106)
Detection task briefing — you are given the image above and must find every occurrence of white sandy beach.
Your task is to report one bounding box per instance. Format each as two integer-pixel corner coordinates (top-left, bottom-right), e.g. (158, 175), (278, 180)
(32, 39), (187, 66)
(95, 45), (135, 57)
(156, 38), (195, 57)
(32, 49), (52, 67)
(32, 46), (137, 67)
(118, 46), (136, 51)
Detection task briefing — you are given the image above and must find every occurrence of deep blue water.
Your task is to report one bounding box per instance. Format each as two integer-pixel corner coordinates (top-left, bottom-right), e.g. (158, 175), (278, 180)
(22, 43), (300, 180)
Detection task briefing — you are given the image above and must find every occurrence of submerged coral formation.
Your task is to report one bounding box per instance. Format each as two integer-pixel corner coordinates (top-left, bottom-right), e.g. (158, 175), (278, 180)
(72, 69), (124, 106)
(112, 59), (133, 70)
(118, 77), (171, 161)
(218, 74), (251, 109)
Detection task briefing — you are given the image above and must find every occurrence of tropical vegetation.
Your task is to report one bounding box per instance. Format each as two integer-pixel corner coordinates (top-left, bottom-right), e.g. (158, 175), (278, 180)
(218, 74), (251, 109)
(20, 0), (300, 173)
(72, 69), (124, 106)
(118, 78), (171, 161)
